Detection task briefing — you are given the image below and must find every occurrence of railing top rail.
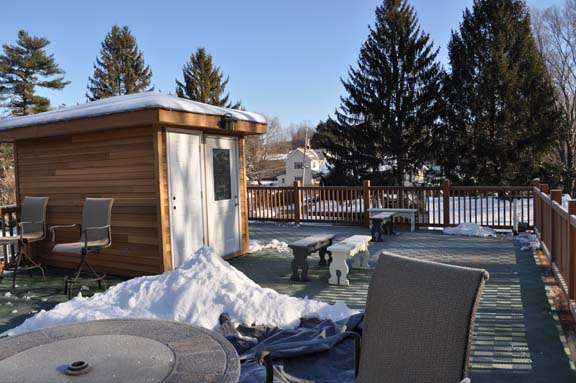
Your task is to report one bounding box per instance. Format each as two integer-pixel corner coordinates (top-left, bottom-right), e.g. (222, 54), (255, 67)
(247, 187), (296, 191)
(369, 186), (442, 191)
(0, 205), (19, 215)
(298, 186), (363, 190)
(451, 186), (532, 191)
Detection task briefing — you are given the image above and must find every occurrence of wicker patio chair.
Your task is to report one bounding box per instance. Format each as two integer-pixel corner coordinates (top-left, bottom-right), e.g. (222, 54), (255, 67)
(50, 198), (114, 298)
(0, 196), (49, 288)
(257, 253), (489, 383)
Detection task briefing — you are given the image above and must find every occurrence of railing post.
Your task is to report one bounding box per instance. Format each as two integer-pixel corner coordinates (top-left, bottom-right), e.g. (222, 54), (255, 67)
(294, 180), (302, 225)
(533, 178), (541, 232)
(363, 180), (371, 227)
(551, 189), (562, 205)
(568, 200), (576, 299)
(551, 189), (562, 263)
(442, 179), (451, 227)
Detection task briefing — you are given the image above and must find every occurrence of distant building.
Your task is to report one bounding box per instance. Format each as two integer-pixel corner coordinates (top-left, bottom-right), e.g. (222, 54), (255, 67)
(277, 148), (326, 186)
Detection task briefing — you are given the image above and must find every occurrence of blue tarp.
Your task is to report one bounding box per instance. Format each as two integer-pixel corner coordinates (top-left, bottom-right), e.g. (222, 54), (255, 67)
(217, 313), (364, 383)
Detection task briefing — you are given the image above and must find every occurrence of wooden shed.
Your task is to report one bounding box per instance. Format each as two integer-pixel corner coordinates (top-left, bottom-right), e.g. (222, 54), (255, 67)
(0, 91), (267, 277)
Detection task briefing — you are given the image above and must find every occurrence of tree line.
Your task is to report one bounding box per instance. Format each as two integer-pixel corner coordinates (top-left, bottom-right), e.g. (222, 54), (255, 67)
(313, 0), (576, 193)
(1, 0), (575, 193)
(0, 25), (238, 116)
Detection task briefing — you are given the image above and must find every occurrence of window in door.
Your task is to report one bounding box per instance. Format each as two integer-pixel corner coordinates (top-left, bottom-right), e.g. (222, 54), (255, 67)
(212, 148), (231, 201)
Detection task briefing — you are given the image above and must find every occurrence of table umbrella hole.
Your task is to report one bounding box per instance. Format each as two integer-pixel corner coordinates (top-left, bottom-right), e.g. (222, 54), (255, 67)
(65, 360), (90, 376)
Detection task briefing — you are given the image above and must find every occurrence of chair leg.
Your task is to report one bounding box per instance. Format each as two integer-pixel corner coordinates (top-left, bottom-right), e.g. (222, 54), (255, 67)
(65, 249), (108, 298)
(11, 250), (22, 289)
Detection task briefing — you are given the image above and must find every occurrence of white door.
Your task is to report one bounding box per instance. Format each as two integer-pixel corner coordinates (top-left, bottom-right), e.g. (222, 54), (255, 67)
(167, 130), (205, 268)
(205, 136), (241, 256)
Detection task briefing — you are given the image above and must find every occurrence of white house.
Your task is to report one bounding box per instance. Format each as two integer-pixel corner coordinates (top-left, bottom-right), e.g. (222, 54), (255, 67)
(277, 148), (326, 186)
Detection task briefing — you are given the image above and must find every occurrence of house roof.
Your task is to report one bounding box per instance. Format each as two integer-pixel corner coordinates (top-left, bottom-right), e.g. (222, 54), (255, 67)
(0, 91), (266, 131)
(287, 148), (326, 161)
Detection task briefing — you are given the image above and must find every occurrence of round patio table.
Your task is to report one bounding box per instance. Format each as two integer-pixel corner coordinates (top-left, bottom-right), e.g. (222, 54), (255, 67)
(0, 319), (240, 383)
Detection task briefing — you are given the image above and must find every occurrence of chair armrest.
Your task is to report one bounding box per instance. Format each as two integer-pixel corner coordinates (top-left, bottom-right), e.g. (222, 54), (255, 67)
(18, 221), (46, 240)
(49, 224), (80, 243)
(82, 225), (111, 247)
(255, 331), (361, 383)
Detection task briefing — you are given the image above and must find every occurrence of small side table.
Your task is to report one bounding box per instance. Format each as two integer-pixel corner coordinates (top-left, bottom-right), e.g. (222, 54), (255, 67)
(0, 319), (241, 383)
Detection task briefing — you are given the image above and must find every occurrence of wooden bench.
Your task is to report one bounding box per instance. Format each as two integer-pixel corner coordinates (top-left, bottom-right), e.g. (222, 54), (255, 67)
(368, 208), (418, 232)
(288, 234), (335, 281)
(327, 235), (372, 286)
(369, 212), (396, 242)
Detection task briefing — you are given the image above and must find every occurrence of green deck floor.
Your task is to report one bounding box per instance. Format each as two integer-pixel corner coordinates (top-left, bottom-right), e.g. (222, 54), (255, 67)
(1, 223), (575, 382)
(230, 223), (576, 383)
(0, 267), (123, 335)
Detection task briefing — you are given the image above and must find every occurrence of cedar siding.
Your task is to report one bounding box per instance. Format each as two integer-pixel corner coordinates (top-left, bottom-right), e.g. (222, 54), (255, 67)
(16, 126), (162, 277)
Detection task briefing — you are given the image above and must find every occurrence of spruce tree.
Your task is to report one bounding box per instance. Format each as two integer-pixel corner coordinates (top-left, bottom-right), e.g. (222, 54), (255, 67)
(319, 0), (443, 185)
(86, 25), (152, 101)
(176, 48), (240, 109)
(445, 0), (560, 185)
(0, 30), (69, 116)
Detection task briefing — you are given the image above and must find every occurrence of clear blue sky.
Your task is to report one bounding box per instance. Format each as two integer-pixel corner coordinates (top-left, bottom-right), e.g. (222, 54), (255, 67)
(0, 0), (564, 127)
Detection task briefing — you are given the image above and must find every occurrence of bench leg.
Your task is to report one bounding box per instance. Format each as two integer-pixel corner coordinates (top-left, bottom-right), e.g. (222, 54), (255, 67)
(352, 243), (371, 269)
(410, 214), (415, 232)
(318, 247), (332, 266)
(329, 250), (350, 286)
(371, 219), (384, 242)
(291, 249), (309, 282)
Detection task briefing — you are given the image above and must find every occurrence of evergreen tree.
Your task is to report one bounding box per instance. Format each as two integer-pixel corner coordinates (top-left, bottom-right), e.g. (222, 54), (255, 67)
(319, 0), (444, 185)
(0, 30), (69, 116)
(87, 25), (152, 101)
(176, 48), (240, 109)
(444, 0), (560, 185)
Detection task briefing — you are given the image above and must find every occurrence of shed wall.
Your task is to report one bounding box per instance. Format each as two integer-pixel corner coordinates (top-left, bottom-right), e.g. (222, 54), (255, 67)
(15, 126), (163, 277)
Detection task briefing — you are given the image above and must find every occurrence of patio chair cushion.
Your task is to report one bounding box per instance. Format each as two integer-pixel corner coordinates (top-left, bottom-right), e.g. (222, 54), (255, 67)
(52, 239), (110, 254)
(357, 253), (488, 383)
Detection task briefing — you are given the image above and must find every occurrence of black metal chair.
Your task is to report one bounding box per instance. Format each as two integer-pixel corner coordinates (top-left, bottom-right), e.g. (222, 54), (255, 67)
(50, 198), (114, 297)
(0, 197), (49, 288)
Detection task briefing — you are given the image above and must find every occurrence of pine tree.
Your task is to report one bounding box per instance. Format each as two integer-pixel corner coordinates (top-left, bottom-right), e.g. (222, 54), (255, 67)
(319, 0), (444, 185)
(445, 0), (560, 185)
(0, 30), (69, 116)
(86, 25), (152, 101)
(176, 48), (240, 109)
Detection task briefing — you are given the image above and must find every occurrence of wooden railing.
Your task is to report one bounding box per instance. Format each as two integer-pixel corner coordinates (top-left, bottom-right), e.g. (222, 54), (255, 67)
(533, 179), (576, 316)
(248, 180), (533, 229)
(0, 205), (20, 267)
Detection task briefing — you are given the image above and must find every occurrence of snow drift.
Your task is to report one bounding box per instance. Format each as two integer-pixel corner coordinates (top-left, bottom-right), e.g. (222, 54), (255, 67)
(4, 247), (357, 336)
(443, 222), (497, 238)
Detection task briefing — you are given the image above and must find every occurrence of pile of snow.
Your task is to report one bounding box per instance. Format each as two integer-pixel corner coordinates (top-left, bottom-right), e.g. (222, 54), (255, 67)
(562, 194), (572, 209)
(513, 233), (541, 251)
(4, 247), (357, 337)
(443, 222), (497, 238)
(249, 239), (290, 253)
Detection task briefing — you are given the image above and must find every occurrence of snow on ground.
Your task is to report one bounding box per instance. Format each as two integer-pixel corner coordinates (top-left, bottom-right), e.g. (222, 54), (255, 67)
(443, 222), (497, 237)
(513, 233), (541, 251)
(249, 239), (290, 253)
(4, 247), (358, 337)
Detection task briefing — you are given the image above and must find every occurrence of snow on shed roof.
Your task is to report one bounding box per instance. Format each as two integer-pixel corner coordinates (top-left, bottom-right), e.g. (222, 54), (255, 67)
(0, 91), (267, 130)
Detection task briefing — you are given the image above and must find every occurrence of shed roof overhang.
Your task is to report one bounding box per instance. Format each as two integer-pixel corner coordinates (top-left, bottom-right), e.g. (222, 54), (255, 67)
(0, 92), (267, 142)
